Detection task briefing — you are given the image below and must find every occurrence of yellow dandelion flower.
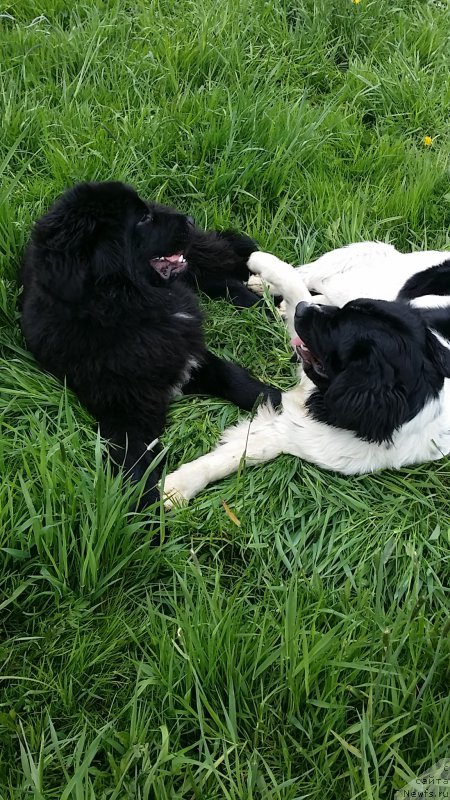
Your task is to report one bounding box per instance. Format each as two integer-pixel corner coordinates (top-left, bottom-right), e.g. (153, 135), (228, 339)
(423, 135), (433, 147)
(352, 0), (361, 4)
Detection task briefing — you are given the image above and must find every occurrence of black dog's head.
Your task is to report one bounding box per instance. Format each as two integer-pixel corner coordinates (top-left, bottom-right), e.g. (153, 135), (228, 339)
(293, 298), (450, 443)
(29, 181), (194, 300)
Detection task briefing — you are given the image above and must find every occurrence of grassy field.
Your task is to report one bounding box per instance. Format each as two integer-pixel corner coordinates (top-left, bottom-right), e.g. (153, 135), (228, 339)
(1, 0), (449, 797)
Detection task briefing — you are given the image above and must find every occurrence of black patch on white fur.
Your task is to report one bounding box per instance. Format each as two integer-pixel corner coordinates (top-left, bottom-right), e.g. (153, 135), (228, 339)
(397, 260), (450, 301)
(298, 299), (450, 444)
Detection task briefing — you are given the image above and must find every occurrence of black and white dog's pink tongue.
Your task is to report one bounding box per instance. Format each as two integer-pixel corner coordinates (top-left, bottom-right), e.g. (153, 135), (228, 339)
(291, 336), (312, 363)
(291, 335), (309, 351)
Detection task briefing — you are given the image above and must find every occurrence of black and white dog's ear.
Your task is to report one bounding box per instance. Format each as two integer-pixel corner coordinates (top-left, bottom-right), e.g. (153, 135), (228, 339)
(425, 329), (450, 378)
(322, 348), (409, 444)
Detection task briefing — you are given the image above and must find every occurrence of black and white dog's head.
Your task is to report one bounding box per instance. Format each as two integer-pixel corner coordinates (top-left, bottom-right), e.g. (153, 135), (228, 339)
(28, 181), (194, 300)
(293, 298), (450, 443)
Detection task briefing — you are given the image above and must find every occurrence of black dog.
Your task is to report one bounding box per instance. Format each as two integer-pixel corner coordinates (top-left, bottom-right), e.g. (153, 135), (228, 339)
(20, 181), (280, 511)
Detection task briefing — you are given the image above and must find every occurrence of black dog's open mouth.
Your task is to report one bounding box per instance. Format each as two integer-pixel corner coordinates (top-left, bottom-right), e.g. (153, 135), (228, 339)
(291, 335), (325, 374)
(150, 253), (188, 279)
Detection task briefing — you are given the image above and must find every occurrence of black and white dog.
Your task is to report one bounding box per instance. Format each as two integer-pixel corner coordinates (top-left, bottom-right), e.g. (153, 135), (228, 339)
(20, 181), (280, 510)
(164, 242), (450, 505)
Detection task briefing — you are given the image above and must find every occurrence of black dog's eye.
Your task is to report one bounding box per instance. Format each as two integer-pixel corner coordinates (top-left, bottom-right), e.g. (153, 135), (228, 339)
(137, 211), (153, 226)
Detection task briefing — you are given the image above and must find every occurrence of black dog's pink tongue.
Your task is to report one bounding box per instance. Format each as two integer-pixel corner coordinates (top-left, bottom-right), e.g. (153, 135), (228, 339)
(164, 254), (184, 264)
(149, 253), (187, 279)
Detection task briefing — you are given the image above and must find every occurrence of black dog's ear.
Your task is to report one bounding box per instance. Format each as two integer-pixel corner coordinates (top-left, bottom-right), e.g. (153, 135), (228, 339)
(425, 329), (450, 378)
(36, 205), (97, 251)
(30, 206), (98, 303)
(320, 344), (409, 444)
(37, 250), (90, 304)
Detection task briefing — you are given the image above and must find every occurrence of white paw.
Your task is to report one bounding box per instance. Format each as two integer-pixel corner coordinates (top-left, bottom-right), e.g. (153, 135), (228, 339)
(163, 486), (188, 511)
(163, 474), (189, 510)
(247, 251), (277, 280)
(246, 274), (265, 296)
(247, 274), (287, 315)
(162, 466), (203, 510)
(247, 252), (289, 296)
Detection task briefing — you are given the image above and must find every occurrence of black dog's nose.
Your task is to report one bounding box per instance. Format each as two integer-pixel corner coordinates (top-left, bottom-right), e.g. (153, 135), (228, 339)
(295, 301), (310, 318)
(186, 215), (195, 226)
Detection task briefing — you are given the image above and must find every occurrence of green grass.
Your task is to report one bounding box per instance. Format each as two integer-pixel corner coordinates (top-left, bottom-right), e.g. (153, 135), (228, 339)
(1, 0), (449, 797)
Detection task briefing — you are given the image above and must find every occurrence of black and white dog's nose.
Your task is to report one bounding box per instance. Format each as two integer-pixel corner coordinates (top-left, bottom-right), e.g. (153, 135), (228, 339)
(295, 301), (310, 319)
(186, 215), (195, 226)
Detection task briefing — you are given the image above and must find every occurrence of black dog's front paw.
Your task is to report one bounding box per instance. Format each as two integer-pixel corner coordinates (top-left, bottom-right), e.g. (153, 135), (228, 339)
(218, 230), (259, 264)
(183, 227), (263, 306)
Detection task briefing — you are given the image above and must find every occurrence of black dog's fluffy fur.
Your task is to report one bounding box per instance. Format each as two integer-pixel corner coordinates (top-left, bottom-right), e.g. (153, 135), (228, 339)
(21, 181), (280, 510)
